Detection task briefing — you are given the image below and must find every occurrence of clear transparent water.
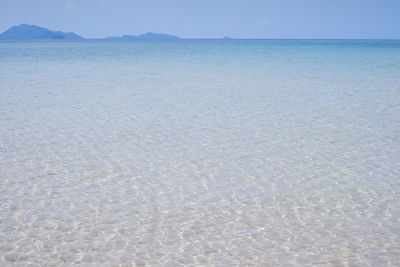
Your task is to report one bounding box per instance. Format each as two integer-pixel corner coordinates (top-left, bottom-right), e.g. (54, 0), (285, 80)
(1, 39), (400, 265)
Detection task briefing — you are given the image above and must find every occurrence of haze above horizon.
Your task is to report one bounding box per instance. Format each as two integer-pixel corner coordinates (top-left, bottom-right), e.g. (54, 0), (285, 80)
(0, 0), (399, 39)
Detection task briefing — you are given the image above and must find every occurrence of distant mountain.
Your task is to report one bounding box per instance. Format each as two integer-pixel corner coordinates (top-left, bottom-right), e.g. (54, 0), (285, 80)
(137, 33), (179, 39)
(52, 31), (82, 39)
(106, 32), (179, 40)
(107, 34), (137, 40)
(0, 24), (83, 40)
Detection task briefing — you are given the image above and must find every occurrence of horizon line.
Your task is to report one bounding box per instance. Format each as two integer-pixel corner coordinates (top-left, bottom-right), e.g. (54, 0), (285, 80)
(1, 24), (400, 41)
(1, 38), (400, 41)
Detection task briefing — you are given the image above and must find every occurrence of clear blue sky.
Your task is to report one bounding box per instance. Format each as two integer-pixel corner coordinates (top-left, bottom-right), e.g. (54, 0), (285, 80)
(0, 0), (399, 39)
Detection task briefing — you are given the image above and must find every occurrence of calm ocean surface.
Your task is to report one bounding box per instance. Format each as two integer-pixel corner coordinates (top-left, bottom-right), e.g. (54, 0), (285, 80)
(1, 39), (400, 265)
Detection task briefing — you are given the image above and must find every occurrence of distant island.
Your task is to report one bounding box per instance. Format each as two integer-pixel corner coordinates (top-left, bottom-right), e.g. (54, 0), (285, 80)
(0, 24), (83, 39)
(0, 24), (181, 40)
(0, 24), (253, 40)
(106, 32), (179, 40)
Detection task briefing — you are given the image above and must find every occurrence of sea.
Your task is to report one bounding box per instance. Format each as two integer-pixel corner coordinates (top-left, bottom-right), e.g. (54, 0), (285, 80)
(1, 39), (400, 265)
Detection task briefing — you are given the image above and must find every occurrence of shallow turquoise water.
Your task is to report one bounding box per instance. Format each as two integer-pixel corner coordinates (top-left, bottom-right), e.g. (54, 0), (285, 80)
(1, 40), (400, 265)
